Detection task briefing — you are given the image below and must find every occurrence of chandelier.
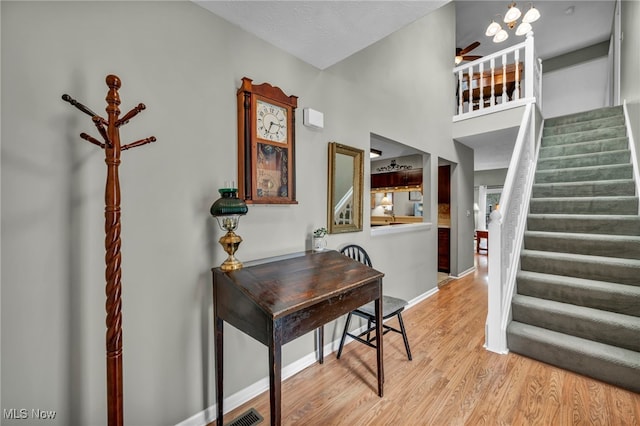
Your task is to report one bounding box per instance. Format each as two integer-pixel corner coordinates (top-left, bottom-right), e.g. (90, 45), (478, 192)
(485, 2), (540, 43)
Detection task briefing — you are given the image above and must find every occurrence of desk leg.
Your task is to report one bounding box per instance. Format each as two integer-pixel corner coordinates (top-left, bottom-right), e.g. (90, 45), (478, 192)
(215, 316), (224, 425)
(318, 326), (324, 364)
(375, 292), (384, 397)
(269, 323), (283, 426)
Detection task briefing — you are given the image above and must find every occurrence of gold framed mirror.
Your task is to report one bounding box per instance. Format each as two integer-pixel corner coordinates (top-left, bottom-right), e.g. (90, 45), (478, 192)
(327, 142), (364, 234)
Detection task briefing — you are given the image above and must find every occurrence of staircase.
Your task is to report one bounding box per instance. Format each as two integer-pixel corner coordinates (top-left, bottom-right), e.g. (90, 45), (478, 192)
(506, 106), (640, 393)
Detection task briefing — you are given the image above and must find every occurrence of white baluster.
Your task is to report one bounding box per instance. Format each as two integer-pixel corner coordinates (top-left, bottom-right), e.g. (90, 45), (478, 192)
(479, 62), (484, 110)
(514, 48), (520, 100)
(490, 58), (496, 107)
(458, 69), (464, 115)
(468, 66), (474, 112)
(501, 54), (507, 103)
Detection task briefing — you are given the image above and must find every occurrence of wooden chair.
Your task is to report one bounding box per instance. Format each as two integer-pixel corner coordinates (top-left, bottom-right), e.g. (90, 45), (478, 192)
(476, 230), (489, 254)
(336, 244), (412, 360)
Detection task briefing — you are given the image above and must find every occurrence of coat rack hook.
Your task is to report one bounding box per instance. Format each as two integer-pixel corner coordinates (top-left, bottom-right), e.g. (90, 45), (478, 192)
(62, 94), (100, 119)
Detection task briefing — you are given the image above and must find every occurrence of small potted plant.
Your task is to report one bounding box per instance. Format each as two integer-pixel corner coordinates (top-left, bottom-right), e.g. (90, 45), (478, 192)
(312, 227), (328, 251)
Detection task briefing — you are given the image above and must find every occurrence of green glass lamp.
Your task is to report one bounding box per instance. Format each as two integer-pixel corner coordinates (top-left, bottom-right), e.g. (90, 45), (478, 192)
(210, 187), (248, 271)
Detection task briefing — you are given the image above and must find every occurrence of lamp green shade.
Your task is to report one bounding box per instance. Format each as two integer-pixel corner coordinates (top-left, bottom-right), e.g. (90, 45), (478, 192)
(210, 188), (248, 217)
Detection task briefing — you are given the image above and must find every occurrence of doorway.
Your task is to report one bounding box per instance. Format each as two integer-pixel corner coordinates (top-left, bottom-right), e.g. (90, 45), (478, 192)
(437, 164), (451, 276)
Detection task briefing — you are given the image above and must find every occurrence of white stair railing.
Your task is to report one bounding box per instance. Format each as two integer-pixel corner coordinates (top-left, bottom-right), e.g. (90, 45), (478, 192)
(334, 187), (354, 225)
(622, 101), (640, 213)
(454, 32), (542, 120)
(485, 102), (542, 353)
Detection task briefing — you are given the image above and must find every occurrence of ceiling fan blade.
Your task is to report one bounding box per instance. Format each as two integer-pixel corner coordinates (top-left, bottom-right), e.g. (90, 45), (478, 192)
(459, 41), (480, 56)
(463, 55), (483, 61)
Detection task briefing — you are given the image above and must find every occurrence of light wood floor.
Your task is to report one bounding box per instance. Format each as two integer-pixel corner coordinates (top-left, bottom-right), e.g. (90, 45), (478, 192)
(215, 255), (640, 425)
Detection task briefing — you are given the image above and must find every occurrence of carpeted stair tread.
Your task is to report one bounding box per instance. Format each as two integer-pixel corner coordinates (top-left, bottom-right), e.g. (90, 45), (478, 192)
(516, 270), (640, 316)
(524, 230), (640, 259)
(512, 294), (640, 352)
(538, 137), (628, 159)
(510, 106), (640, 393)
(544, 106), (623, 127)
(520, 249), (640, 286)
(541, 126), (626, 147)
(529, 196), (638, 215)
(543, 114), (626, 137)
(531, 179), (636, 198)
(534, 163), (633, 183)
(527, 214), (640, 235)
(536, 149), (630, 170)
(506, 321), (640, 393)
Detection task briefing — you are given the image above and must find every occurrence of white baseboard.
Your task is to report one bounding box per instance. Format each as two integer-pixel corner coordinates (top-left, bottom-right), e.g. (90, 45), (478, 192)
(451, 265), (475, 279)
(176, 285), (440, 426)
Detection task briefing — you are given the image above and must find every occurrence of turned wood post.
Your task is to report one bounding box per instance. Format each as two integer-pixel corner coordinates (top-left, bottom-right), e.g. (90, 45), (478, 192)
(62, 75), (156, 426)
(104, 75), (124, 426)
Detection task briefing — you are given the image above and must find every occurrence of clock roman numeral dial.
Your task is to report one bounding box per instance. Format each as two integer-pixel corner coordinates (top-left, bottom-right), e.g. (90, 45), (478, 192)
(256, 99), (288, 143)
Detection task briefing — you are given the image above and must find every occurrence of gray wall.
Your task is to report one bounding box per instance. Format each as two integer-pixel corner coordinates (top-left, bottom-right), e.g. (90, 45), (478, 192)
(474, 169), (508, 188)
(620, 0), (640, 154)
(1, 1), (473, 425)
(542, 56), (610, 118)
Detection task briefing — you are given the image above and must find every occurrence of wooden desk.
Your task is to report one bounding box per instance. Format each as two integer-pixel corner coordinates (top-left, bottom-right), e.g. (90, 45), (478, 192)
(460, 62), (523, 107)
(213, 250), (385, 425)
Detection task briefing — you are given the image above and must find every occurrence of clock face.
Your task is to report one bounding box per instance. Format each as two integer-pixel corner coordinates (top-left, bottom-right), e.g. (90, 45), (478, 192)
(256, 99), (288, 143)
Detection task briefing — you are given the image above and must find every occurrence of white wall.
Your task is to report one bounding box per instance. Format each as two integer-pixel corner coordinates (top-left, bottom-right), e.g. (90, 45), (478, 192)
(541, 57), (610, 118)
(620, 0), (640, 156)
(1, 2), (473, 425)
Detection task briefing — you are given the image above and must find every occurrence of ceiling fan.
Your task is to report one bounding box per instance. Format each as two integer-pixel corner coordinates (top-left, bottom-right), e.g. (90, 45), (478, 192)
(455, 41), (482, 64)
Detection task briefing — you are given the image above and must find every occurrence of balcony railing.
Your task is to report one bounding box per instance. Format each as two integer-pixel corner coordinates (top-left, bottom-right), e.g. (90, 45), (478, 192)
(453, 32), (542, 120)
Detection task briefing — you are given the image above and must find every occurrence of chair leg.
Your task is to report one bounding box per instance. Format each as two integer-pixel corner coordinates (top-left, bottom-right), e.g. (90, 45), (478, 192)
(336, 312), (353, 359)
(366, 318), (373, 342)
(397, 313), (412, 361)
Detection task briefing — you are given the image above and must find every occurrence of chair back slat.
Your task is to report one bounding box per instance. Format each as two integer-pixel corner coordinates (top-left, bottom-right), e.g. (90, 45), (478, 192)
(340, 244), (373, 267)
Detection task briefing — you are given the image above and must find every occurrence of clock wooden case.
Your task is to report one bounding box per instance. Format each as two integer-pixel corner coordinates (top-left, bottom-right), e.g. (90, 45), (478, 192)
(237, 77), (298, 204)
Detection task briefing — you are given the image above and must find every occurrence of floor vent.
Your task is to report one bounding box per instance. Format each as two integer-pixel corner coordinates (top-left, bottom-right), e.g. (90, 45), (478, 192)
(225, 408), (263, 426)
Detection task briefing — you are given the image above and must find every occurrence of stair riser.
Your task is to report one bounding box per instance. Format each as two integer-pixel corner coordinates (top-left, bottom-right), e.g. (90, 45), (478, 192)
(524, 234), (640, 260)
(542, 127), (626, 147)
(511, 301), (640, 352)
(529, 198), (638, 215)
(507, 325), (640, 393)
(510, 106), (640, 394)
(520, 254), (640, 286)
(532, 181), (636, 198)
(527, 216), (640, 236)
(538, 138), (628, 159)
(535, 165), (633, 183)
(545, 106), (623, 127)
(537, 150), (630, 171)
(516, 275), (640, 316)
(543, 115), (626, 137)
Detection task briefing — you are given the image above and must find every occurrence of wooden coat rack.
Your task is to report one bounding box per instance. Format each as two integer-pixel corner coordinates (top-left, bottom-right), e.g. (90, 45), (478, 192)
(62, 75), (156, 426)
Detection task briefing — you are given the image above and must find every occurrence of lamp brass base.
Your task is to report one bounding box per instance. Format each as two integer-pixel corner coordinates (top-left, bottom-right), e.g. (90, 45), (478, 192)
(219, 230), (243, 271)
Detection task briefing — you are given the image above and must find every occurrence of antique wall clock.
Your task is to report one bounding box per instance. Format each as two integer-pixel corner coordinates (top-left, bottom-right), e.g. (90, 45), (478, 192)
(237, 77), (298, 204)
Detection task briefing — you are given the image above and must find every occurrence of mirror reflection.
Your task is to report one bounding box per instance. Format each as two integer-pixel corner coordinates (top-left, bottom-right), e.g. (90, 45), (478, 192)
(370, 134), (426, 227)
(328, 142), (364, 234)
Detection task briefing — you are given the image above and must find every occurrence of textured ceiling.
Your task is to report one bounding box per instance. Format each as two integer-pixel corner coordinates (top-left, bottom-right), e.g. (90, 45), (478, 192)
(195, 0), (448, 70)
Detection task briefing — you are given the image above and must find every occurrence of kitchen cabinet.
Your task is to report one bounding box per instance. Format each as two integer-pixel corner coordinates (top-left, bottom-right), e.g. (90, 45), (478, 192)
(371, 169), (422, 190)
(438, 227), (450, 272)
(438, 165), (450, 204)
